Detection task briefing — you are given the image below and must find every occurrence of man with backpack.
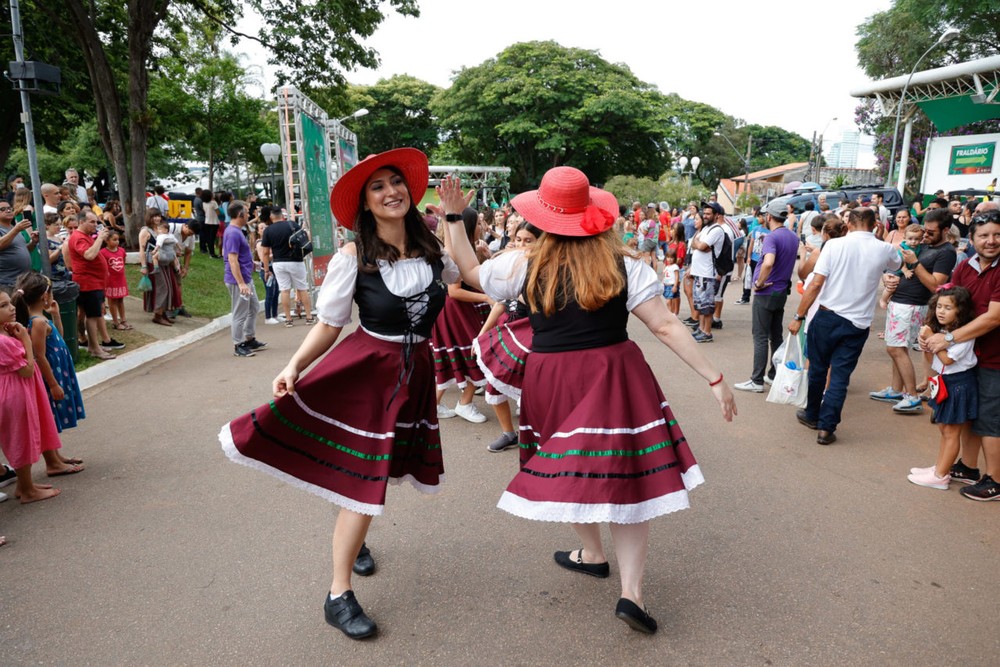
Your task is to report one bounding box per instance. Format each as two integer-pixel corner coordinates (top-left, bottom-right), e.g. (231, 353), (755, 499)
(260, 208), (315, 327)
(688, 201), (729, 342)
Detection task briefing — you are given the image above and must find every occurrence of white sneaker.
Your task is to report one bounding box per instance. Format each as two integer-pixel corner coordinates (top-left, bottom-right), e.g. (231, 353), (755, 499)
(437, 403), (457, 419)
(763, 376), (774, 386)
(734, 380), (764, 393)
(454, 401), (487, 423)
(103, 312), (113, 321)
(0, 491), (7, 503)
(265, 318), (280, 325)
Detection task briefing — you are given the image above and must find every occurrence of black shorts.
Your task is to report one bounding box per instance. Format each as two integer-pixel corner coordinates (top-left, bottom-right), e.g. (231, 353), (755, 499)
(973, 367), (1000, 438)
(78, 289), (105, 318)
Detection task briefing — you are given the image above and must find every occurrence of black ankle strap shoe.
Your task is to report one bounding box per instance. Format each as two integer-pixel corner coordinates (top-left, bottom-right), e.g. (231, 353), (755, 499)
(324, 590), (377, 639)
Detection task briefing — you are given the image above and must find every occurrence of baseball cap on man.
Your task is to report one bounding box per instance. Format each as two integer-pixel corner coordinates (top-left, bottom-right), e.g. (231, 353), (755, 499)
(646, 202), (657, 209)
(701, 201), (724, 215)
(764, 200), (788, 221)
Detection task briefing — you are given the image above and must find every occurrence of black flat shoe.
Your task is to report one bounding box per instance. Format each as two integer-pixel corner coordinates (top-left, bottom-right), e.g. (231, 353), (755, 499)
(796, 409), (818, 430)
(324, 590), (377, 639)
(615, 597), (658, 634)
(353, 542), (375, 576)
(554, 549), (610, 578)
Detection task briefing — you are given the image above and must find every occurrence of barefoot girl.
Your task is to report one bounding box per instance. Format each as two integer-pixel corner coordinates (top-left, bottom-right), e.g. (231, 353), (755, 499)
(0, 287), (75, 505)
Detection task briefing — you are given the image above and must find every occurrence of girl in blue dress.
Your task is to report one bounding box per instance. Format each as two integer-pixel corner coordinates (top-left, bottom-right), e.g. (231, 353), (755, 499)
(15, 272), (86, 433)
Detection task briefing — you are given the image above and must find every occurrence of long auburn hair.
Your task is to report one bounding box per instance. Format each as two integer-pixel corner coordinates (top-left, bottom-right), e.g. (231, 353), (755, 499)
(927, 286), (975, 333)
(353, 166), (443, 272)
(526, 229), (627, 316)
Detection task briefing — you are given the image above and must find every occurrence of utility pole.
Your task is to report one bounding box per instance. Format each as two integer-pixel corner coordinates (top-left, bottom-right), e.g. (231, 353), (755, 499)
(8, 0), (56, 276)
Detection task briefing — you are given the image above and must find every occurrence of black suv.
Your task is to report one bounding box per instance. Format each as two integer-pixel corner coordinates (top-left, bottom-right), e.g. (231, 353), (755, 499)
(767, 186), (904, 216)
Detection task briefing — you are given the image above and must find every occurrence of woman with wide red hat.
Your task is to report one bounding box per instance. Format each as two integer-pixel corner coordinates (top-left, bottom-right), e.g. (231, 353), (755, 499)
(220, 148), (459, 640)
(440, 166), (737, 634)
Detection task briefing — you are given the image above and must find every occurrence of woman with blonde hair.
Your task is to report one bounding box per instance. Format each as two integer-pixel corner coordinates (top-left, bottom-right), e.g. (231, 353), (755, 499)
(441, 166), (736, 634)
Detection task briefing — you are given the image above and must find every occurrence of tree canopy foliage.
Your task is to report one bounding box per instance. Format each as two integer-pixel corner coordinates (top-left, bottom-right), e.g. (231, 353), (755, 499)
(432, 41), (666, 191)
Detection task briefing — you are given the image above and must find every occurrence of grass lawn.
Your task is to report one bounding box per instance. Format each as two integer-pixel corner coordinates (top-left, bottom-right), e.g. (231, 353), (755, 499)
(73, 251), (264, 372)
(124, 250), (264, 320)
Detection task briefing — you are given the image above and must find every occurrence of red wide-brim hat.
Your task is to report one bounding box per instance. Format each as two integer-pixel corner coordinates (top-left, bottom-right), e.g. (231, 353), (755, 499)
(330, 147), (429, 230)
(510, 166), (617, 237)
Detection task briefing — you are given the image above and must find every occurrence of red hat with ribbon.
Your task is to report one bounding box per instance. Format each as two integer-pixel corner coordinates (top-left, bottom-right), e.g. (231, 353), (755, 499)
(510, 166), (618, 237)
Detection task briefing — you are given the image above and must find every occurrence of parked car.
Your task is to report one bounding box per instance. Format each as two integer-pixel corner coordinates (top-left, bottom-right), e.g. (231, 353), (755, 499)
(765, 186), (904, 217)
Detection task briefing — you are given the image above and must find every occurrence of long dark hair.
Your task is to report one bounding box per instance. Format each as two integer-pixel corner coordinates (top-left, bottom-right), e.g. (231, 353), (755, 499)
(927, 286), (975, 333)
(13, 271), (50, 326)
(354, 166), (443, 272)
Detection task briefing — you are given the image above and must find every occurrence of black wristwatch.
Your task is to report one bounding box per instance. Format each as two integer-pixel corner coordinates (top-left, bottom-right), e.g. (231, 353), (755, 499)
(793, 314), (805, 321)
(445, 213), (462, 222)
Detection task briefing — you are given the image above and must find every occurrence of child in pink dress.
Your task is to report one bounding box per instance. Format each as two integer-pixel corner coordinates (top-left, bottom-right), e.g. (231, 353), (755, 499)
(0, 288), (82, 504)
(100, 231), (132, 330)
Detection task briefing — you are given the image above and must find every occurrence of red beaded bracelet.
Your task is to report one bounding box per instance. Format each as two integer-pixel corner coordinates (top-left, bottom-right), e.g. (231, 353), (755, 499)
(708, 374), (724, 387)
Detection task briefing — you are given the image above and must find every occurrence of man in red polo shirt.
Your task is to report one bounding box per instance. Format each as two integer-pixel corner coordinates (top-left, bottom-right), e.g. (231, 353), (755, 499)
(923, 204), (1000, 501)
(67, 210), (121, 360)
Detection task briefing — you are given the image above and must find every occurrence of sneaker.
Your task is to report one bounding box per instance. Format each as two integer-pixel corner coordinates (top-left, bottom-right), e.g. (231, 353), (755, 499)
(284, 320), (294, 328)
(454, 401), (487, 423)
(869, 386), (904, 403)
(682, 317), (698, 326)
(734, 380), (764, 393)
(892, 395), (924, 414)
(711, 319), (723, 330)
(733, 298), (750, 305)
(0, 464), (15, 488)
(959, 474), (1000, 501)
(487, 432), (519, 453)
(233, 343), (256, 358)
(950, 460), (981, 485)
(101, 338), (126, 350)
(693, 332), (714, 343)
(265, 318), (280, 325)
(474, 386), (485, 396)
(103, 312), (113, 321)
(907, 468), (951, 490)
(245, 338), (268, 351)
(0, 491), (6, 503)
(909, 465), (936, 475)
(763, 376), (774, 386)
(436, 403), (457, 419)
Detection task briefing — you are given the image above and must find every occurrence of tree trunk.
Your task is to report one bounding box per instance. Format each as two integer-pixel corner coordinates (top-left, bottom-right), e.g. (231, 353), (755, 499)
(127, 0), (169, 244)
(58, 0), (135, 243)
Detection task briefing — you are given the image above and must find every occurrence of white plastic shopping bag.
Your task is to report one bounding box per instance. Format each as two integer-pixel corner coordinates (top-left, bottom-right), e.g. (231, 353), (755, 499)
(766, 333), (808, 408)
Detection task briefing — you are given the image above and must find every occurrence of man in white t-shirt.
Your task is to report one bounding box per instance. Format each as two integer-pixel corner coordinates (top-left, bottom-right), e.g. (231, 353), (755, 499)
(41, 183), (60, 215)
(146, 185), (169, 216)
(788, 207), (901, 445)
(688, 202), (726, 342)
(64, 168), (89, 204)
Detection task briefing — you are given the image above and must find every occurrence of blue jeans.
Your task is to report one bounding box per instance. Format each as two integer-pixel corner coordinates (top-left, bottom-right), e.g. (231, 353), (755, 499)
(260, 269), (279, 319)
(804, 308), (870, 433)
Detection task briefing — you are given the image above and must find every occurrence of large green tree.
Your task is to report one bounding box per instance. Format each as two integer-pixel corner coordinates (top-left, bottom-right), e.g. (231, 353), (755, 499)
(30, 0), (418, 241)
(310, 75), (441, 157)
(855, 0), (1000, 193)
(432, 41), (666, 191)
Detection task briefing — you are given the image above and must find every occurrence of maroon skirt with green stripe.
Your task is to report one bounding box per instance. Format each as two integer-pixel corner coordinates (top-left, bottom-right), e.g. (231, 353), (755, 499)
(219, 329), (444, 515)
(497, 339), (702, 524)
(431, 296), (489, 391)
(473, 314), (532, 405)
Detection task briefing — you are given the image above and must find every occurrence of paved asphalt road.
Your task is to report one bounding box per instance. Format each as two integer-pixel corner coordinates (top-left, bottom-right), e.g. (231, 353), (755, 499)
(2, 297), (998, 666)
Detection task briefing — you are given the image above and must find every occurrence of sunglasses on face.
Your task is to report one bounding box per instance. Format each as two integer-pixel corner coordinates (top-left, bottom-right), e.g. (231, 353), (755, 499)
(972, 212), (1000, 224)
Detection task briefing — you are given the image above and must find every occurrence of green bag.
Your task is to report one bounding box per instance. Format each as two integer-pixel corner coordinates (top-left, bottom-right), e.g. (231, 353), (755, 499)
(138, 275), (153, 292)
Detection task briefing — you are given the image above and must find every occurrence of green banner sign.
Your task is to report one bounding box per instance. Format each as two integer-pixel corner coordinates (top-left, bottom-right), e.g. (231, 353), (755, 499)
(949, 142), (996, 175)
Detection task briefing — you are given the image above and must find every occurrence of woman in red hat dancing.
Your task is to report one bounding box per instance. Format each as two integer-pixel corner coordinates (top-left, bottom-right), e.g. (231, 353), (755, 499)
(439, 167), (736, 634)
(220, 148), (458, 640)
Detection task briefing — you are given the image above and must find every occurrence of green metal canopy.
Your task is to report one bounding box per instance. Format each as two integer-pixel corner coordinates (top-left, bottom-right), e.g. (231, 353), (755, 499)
(850, 55), (1000, 132)
(916, 83), (1000, 132)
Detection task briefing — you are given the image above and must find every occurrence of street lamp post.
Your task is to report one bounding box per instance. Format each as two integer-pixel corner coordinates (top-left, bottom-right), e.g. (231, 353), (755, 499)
(259, 142), (280, 204)
(714, 132), (753, 212)
(885, 27), (960, 190)
(676, 156), (701, 187)
(337, 108), (369, 124)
